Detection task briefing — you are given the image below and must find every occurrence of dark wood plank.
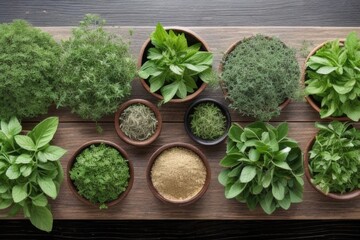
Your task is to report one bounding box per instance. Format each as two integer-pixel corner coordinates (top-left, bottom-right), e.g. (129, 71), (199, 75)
(1, 0), (360, 27)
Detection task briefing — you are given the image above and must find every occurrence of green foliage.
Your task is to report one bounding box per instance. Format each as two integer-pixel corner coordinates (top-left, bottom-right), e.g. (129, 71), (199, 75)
(0, 20), (60, 120)
(305, 32), (360, 121)
(309, 121), (360, 194)
(69, 143), (130, 209)
(221, 35), (301, 121)
(56, 14), (136, 120)
(219, 122), (304, 214)
(0, 117), (66, 232)
(119, 103), (158, 141)
(139, 23), (217, 103)
(190, 103), (227, 140)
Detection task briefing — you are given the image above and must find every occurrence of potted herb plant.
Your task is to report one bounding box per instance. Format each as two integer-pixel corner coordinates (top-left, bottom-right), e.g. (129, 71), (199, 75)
(184, 98), (231, 145)
(114, 99), (162, 146)
(304, 121), (360, 200)
(0, 20), (60, 120)
(55, 14), (136, 121)
(138, 23), (217, 104)
(67, 140), (134, 209)
(218, 122), (304, 214)
(219, 34), (301, 121)
(304, 32), (360, 121)
(0, 117), (66, 232)
(146, 142), (211, 206)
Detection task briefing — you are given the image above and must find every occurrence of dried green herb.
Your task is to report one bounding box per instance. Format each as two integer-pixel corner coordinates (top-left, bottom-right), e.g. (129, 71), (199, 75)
(190, 103), (226, 140)
(69, 143), (130, 209)
(120, 104), (158, 141)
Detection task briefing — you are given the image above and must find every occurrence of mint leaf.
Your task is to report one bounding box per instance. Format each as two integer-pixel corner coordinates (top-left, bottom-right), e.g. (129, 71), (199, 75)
(226, 181), (246, 199)
(37, 176), (57, 199)
(29, 205), (53, 232)
(239, 166), (256, 183)
(161, 81), (179, 103)
(6, 165), (21, 179)
(32, 194), (48, 207)
(12, 184), (28, 203)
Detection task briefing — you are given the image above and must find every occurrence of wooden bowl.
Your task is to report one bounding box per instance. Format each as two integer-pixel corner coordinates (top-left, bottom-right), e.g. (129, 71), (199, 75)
(67, 140), (134, 208)
(301, 39), (350, 121)
(138, 27), (209, 103)
(184, 97), (231, 145)
(304, 135), (360, 200)
(146, 142), (211, 206)
(114, 99), (162, 146)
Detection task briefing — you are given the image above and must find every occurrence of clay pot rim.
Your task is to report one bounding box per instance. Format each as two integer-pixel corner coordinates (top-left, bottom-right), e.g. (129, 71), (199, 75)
(114, 99), (162, 146)
(302, 39), (350, 121)
(304, 134), (360, 200)
(146, 142), (211, 206)
(218, 35), (292, 113)
(183, 97), (232, 145)
(66, 140), (134, 208)
(138, 27), (210, 103)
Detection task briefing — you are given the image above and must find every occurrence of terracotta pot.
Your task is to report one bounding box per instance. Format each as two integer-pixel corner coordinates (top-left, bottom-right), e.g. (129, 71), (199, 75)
(218, 36), (291, 113)
(304, 135), (360, 200)
(67, 140), (134, 208)
(138, 27), (209, 103)
(301, 39), (350, 121)
(114, 99), (162, 146)
(146, 142), (211, 206)
(184, 98), (231, 145)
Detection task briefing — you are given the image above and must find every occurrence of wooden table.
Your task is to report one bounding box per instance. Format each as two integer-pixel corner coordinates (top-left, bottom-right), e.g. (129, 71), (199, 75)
(2, 27), (359, 222)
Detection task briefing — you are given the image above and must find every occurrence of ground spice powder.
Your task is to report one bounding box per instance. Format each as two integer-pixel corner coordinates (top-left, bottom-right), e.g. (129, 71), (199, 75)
(151, 147), (207, 201)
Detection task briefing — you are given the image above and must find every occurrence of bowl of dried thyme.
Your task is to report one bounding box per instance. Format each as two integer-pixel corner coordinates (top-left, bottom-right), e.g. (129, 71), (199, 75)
(146, 142), (211, 206)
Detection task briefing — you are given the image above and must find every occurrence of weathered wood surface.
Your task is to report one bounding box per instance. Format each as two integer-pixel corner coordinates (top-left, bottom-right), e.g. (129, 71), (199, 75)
(1, 27), (360, 220)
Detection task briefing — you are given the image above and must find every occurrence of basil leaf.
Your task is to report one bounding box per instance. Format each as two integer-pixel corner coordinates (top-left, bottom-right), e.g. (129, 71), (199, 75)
(28, 117), (58, 149)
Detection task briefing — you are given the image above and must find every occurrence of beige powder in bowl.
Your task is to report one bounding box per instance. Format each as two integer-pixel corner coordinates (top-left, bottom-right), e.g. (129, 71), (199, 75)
(150, 147), (207, 201)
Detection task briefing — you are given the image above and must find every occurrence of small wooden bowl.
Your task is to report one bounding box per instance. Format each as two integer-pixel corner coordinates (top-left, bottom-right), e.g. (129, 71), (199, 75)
(146, 142), (211, 206)
(138, 27), (209, 103)
(184, 98), (231, 145)
(67, 140), (134, 208)
(304, 135), (360, 200)
(114, 99), (162, 146)
(301, 39), (350, 121)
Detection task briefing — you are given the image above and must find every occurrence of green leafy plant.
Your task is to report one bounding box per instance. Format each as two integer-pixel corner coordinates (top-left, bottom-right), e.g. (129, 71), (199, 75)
(305, 32), (360, 121)
(139, 23), (217, 103)
(56, 14), (136, 121)
(218, 122), (304, 214)
(221, 35), (301, 121)
(0, 117), (66, 232)
(190, 103), (226, 140)
(308, 121), (360, 194)
(69, 143), (130, 209)
(120, 103), (158, 141)
(0, 20), (60, 120)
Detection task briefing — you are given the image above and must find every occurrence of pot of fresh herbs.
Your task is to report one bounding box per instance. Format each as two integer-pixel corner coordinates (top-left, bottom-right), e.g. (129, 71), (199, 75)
(218, 122), (304, 214)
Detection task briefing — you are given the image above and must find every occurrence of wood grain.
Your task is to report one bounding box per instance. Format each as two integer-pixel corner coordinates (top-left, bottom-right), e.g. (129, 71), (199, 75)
(1, 0), (360, 27)
(1, 27), (360, 221)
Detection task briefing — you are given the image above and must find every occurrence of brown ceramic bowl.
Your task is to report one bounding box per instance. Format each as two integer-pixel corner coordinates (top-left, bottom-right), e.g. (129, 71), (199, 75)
(138, 27), (209, 103)
(304, 135), (360, 200)
(146, 142), (211, 206)
(67, 140), (134, 208)
(114, 99), (162, 146)
(218, 36), (291, 113)
(301, 39), (349, 121)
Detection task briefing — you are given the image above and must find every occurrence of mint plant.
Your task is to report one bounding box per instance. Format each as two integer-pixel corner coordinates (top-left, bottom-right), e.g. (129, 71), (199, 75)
(305, 32), (360, 121)
(308, 121), (360, 194)
(219, 122), (304, 214)
(0, 117), (66, 232)
(139, 23), (216, 103)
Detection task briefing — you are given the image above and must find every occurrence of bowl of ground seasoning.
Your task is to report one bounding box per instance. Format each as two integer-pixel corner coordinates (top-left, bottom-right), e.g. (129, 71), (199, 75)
(146, 142), (211, 206)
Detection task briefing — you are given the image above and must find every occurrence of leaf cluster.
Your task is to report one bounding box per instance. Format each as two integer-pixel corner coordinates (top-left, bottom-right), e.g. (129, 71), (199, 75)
(69, 143), (130, 209)
(219, 122), (304, 214)
(305, 32), (360, 121)
(139, 23), (216, 103)
(0, 117), (66, 232)
(55, 14), (137, 120)
(190, 103), (226, 140)
(0, 20), (61, 120)
(119, 103), (158, 141)
(221, 35), (301, 121)
(309, 121), (360, 194)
